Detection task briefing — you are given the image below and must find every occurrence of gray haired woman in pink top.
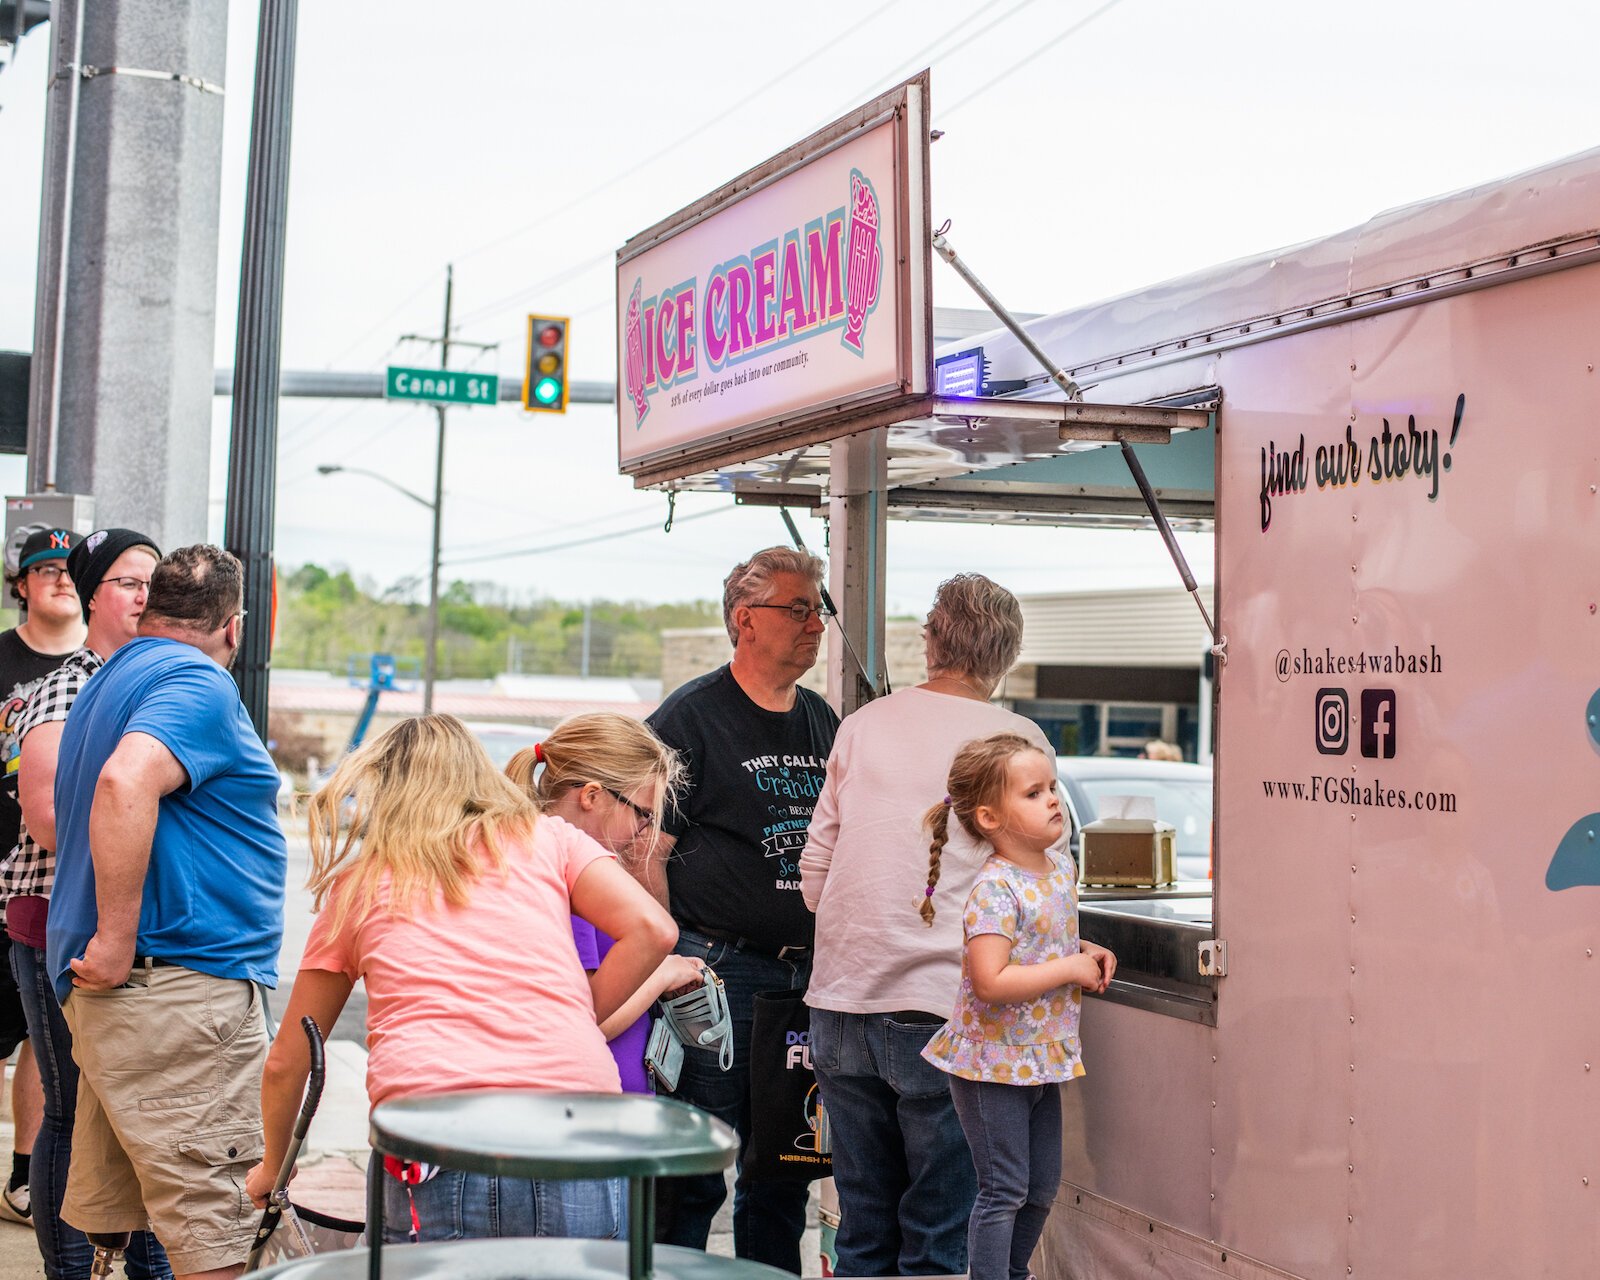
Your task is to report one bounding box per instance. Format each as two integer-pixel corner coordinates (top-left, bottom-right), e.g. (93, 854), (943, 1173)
(800, 574), (1075, 1277)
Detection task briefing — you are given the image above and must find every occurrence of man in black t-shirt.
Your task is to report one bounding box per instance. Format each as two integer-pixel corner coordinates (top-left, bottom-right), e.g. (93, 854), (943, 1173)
(648, 546), (839, 1274)
(0, 526), (84, 1224)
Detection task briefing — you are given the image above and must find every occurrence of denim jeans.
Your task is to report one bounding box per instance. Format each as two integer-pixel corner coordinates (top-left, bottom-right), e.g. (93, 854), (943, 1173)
(372, 1162), (625, 1243)
(655, 930), (811, 1274)
(809, 1008), (975, 1276)
(947, 1076), (1061, 1280)
(11, 941), (171, 1280)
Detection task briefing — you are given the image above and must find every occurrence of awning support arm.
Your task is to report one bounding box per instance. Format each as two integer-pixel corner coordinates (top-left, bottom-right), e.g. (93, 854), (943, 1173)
(930, 228), (1225, 663)
(779, 507), (887, 699)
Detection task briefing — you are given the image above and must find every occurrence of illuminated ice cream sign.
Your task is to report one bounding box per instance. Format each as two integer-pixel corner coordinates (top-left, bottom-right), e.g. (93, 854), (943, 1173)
(616, 87), (927, 474)
(622, 170), (882, 431)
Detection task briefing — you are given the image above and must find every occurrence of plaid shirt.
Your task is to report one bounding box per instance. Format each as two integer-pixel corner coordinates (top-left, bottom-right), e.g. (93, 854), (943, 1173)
(0, 647), (104, 904)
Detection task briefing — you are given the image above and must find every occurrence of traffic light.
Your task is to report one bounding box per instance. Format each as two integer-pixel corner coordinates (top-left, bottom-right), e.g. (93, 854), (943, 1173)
(523, 315), (569, 413)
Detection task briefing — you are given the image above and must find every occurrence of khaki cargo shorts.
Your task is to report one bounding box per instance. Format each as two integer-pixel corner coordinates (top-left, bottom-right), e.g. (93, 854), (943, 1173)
(62, 962), (268, 1275)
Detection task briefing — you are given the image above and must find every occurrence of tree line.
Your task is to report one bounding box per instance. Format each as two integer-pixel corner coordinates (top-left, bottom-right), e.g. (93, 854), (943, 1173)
(274, 563), (721, 680)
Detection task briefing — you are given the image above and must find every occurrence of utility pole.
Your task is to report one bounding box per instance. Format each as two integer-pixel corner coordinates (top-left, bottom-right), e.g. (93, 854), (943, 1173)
(424, 268), (452, 715)
(27, 0), (228, 547)
(395, 269), (495, 715)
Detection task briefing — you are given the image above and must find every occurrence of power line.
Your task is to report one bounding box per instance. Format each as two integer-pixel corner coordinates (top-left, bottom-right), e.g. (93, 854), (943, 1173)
(451, 0), (1049, 345)
(941, 0), (1128, 116)
(443, 503), (736, 567)
(821, 0), (1030, 122)
(442, 0), (904, 277)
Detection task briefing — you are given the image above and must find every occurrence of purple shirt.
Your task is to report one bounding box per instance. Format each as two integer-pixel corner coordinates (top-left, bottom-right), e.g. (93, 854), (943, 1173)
(570, 915), (652, 1093)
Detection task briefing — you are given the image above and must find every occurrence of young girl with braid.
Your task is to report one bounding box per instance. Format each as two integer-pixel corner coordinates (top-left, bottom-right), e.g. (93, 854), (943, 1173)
(920, 733), (1117, 1280)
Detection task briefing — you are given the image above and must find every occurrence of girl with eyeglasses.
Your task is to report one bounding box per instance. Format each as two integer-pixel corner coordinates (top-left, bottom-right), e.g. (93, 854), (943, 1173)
(507, 713), (707, 1093)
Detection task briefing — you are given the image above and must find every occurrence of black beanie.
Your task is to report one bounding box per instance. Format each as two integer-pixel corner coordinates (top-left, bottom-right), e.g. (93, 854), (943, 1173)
(67, 529), (162, 623)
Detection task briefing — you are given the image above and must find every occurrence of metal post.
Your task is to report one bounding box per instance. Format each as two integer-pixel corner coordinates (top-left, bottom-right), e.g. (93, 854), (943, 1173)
(826, 429), (888, 715)
(422, 267), (452, 715)
(225, 0), (300, 738)
(39, 0), (83, 490)
(931, 230), (1222, 654)
(28, 0), (229, 547)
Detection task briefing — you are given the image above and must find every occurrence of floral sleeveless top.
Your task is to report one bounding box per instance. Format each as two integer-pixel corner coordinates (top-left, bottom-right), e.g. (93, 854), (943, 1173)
(922, 849), (1086, 1084)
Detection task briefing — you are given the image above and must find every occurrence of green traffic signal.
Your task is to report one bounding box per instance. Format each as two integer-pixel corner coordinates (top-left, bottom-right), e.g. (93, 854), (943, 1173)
(524, 314), (569, 413)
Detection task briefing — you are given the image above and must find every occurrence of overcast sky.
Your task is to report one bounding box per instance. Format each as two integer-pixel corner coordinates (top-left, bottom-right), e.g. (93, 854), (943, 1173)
(2, 1), (1597, 613)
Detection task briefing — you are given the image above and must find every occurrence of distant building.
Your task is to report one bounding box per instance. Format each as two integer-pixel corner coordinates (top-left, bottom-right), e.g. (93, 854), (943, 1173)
(268, 669), (662, 764)
(657, 585), (1212, 760)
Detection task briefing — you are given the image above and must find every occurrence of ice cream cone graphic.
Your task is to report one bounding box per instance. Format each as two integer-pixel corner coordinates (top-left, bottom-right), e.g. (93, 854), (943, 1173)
(624, 279), (649, 427)
(842, 171), (881, 354)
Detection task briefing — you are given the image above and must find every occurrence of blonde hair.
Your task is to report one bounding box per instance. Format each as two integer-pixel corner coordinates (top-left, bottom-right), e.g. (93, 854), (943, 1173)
(924, 573), (1024, 686)
(505, 712), (684, 868)
(721, 546), (826, 645)
(920, 733), (1049, 925)
(307, 714), (538, 936)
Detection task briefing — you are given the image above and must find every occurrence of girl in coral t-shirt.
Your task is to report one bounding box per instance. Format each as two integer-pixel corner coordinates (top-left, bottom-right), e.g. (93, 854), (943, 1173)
(246, 714), (676, 1243)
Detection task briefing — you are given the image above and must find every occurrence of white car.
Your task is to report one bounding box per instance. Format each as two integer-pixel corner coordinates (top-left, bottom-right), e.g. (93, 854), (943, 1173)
(464, 721), (550, 770)
(1056, 755), (1213, 882)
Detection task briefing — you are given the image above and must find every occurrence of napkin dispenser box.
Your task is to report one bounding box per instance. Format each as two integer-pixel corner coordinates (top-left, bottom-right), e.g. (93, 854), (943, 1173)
(1080, 817), (1176, 888)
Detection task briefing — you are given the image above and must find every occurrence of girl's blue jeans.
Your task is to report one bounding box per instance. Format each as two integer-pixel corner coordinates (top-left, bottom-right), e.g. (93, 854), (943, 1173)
(11, 940), (171, 1280)
(371, 1160), (625, 1243)
(947, 1075), (1062, 1280)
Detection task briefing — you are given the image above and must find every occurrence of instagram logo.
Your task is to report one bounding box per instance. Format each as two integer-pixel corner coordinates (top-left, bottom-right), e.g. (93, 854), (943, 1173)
(1315, 688), (1349, 755)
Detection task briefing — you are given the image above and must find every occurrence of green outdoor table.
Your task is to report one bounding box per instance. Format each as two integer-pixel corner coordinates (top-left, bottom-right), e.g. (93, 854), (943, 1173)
(361, 1091), (740, 1280)
(254, 1237), (796, 1280)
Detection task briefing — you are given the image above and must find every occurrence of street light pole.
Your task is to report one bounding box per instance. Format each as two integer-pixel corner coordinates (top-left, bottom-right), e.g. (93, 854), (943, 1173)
(424, 267), (453, 715)
(314, 465), (434, 511)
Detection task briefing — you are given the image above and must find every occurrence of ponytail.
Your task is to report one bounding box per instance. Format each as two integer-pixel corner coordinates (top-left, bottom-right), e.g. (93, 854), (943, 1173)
(919, 797), (953, 926)
(918, 732), (1050, 926)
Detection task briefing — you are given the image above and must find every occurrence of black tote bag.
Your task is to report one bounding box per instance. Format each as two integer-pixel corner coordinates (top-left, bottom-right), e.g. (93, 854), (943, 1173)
(744, 988), (832, 1182)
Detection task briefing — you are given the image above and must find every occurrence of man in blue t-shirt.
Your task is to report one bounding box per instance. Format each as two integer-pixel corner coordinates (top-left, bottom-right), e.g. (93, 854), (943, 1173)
(48, 545), (285, 1280)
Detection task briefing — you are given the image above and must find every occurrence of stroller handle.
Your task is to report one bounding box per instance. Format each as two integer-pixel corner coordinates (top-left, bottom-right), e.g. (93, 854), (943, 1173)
(293, 1017), (326, 1142)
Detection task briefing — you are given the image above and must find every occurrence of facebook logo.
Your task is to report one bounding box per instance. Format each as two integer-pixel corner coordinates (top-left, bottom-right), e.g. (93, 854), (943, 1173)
(1360, 689), (1397, 759)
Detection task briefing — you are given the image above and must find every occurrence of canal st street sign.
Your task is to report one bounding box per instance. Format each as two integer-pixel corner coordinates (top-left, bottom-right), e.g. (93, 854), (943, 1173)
(385, 366), (499, 407)
(615, 71), (931, 479)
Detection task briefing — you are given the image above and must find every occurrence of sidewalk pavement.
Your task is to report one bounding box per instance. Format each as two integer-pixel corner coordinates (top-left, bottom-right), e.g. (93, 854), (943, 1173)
(0, 829), (818, 1274)
(0, 1024), (819, 1277)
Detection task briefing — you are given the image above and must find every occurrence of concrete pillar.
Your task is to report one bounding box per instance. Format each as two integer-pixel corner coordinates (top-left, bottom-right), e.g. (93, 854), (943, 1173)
(826, 428), (888, 715)
(27, 0), (229, 550)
